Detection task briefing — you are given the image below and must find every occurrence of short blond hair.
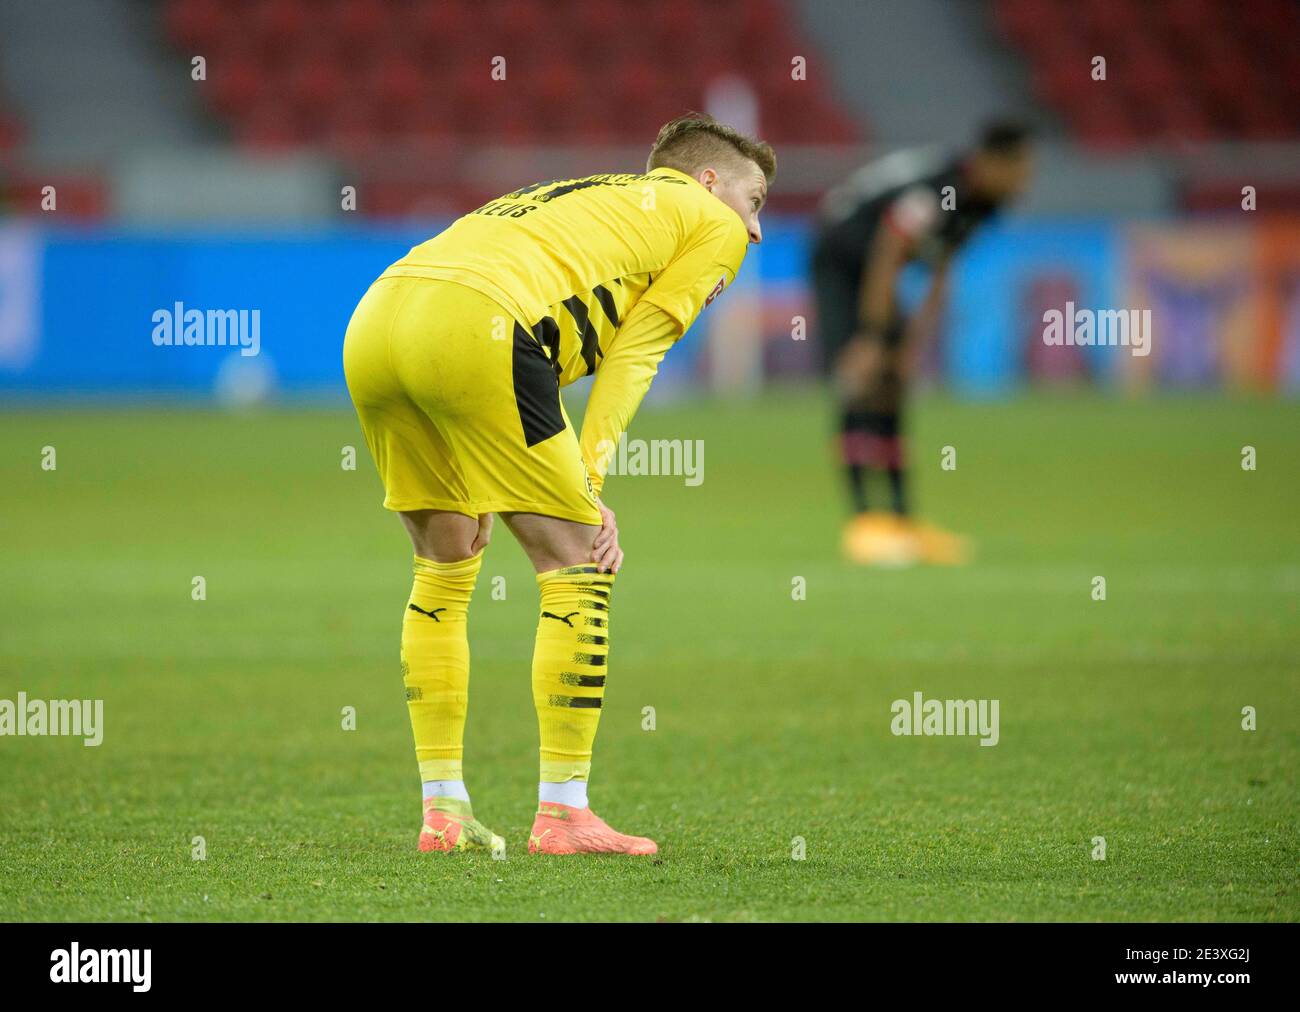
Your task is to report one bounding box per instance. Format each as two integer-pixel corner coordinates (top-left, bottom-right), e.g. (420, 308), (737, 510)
(647, 113), (776, 184)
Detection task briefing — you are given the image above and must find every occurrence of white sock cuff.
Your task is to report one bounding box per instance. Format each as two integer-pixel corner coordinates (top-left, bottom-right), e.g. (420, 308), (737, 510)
(538, 780), (588, 809)
(423, 780), (470, 802)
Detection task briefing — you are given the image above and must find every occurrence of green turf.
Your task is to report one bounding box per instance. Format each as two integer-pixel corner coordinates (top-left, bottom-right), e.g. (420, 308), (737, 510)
(0, 389), (1296, 922)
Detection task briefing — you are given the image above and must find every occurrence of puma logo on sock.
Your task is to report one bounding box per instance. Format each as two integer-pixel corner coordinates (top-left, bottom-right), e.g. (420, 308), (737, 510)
(408, 604), (447, 621)
(541, 611), (580, 627)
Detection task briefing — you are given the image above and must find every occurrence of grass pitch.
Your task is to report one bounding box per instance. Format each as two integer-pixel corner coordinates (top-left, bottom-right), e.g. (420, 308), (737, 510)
(0, 389), (1296, 921)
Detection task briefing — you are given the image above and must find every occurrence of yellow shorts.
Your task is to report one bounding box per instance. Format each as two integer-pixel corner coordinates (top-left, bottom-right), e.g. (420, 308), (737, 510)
(343, 276), (601, 525)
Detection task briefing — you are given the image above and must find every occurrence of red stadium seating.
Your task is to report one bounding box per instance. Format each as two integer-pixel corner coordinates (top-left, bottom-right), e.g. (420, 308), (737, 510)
(0, 86), (108, 219)
(0, 172), (107, 218)
(157, 0), (866, 215)
(164, 0), (864, 158)
(0, 107), (24, 158)
(992, 0), (1300, 148)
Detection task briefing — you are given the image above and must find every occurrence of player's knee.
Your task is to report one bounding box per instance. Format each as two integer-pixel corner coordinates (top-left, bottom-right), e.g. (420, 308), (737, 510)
(501, 512), (597, 573)
(400, 509), (480, 562)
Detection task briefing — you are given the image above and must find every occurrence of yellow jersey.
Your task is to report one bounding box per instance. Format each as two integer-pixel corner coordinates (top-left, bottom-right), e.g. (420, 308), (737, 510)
(380, 167), (750, 387)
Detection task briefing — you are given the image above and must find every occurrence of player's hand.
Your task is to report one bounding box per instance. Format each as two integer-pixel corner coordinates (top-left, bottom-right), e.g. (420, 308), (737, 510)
(469, 513), (494, 555)
(591, 498), (623, 574)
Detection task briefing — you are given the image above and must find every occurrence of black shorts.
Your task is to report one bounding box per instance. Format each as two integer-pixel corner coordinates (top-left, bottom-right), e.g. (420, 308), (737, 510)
(810, 238), (906, 374)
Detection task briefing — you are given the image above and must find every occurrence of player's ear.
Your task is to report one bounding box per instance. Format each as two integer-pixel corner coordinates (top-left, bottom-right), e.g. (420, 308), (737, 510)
(698, 167), (718, 190)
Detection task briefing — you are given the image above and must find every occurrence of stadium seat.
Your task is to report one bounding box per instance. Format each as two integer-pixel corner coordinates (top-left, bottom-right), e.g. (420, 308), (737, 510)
(162, 0), (864, 159)
(992, 0), (1300, 147)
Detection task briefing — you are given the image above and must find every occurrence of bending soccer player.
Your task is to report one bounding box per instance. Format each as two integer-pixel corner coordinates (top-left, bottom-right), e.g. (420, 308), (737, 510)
(344, 114), (773, 855)
(812, 120), (1034, 565)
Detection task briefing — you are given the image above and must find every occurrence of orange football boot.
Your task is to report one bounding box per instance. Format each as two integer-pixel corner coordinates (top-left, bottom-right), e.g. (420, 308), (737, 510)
(909, 519), (972, 565)
(527, 803), (658, 856)
(842, 511), (919, 567)
(419, 797), (505, 855)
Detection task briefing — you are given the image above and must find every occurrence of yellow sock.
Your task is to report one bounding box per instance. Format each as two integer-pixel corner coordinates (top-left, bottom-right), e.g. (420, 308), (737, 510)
(532, 564), (614, 784)
(401, 552), (481, 784)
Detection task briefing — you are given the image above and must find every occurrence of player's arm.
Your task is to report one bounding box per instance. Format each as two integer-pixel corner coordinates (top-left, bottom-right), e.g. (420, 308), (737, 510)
(906, 248), (952, 341)
(579, 215), (744, 494)
(579, 300), (681, 495)
(856, 185), (940, 334)
(837, 224), (911, 396)
(901, 252), (951, 376)
(856, 222), (912, 334)
(838, 186), (939, 395)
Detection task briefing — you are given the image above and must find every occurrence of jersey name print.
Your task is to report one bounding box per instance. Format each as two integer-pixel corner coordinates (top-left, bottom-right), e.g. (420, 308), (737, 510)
(473, 171), (689, 220)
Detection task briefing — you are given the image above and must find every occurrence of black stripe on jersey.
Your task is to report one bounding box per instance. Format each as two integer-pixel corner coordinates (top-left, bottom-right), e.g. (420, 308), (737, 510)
(561, 295), (601, 376)
(592, 284), (620, 328)
(532, 316), (562, 377)
(512, 322), (566, 447)
(535, 179), (604, 202)
(509, 180), (554, 197)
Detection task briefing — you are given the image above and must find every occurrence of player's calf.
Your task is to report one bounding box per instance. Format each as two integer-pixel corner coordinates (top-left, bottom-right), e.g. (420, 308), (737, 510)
(531, 564), (612, 787)
(524, 564), (655, 854)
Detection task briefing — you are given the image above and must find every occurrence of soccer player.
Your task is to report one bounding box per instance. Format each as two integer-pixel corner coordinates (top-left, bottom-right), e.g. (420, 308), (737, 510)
(343, 114), (773, 856)
(812, 120), (1034, 565)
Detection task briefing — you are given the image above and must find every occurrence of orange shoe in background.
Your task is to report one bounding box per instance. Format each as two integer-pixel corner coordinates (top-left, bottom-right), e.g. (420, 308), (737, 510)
(908, 519), (973, 565)
(842, 511), (919, 567)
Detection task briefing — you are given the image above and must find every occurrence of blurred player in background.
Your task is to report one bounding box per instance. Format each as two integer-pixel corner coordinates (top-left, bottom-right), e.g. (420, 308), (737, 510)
(344, 114), (773, 856)
(813, 120), (1035, 565)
